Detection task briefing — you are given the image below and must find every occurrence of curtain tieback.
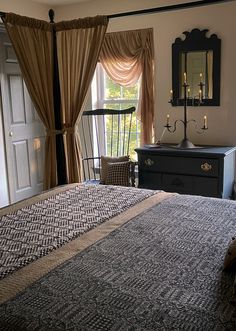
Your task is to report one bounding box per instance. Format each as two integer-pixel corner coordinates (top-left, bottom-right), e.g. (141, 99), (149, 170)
(62, 126), (76, 135)
(46, 127), (76, 136)
(46, 129), (63, 136)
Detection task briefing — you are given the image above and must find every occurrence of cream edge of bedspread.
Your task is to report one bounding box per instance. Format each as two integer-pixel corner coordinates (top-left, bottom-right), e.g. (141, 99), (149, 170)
(0, 184), (175, 304)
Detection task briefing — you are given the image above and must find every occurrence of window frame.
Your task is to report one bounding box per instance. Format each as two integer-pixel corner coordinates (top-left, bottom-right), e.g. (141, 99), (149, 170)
(91, 63), (141, 160)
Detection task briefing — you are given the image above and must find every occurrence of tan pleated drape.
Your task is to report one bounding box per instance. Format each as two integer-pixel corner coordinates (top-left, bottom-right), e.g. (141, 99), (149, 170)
(2, 13), (57, 189)
(99, 29), (155, 144)
(55, 16), (108, 183)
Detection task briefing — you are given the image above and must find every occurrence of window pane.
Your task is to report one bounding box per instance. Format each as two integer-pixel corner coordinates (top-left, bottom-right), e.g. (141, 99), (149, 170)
(105, 76), (121, 99)
(105, 74), (139, 100)
(122, 85), (139, 99)
(104, 103), (120, 110)
(129, 132), (140, 160)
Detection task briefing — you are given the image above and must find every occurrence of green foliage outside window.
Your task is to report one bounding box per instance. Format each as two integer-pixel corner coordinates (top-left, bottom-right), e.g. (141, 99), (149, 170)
(105, 76), (139, 100)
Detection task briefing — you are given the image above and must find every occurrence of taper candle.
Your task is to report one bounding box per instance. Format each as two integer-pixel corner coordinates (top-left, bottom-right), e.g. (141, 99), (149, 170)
(204, 115), (207, 128)
(200, 72), (203, 83)
(167, 114), (170, 126)
(184, 72), (187, 84)
(199, 89), (202, 102)
(187, 88), (190, 98)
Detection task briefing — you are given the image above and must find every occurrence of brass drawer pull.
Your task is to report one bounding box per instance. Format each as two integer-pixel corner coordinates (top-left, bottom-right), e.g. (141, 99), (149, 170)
(144, 158), (154, 166)
(201, 162), (212, 172)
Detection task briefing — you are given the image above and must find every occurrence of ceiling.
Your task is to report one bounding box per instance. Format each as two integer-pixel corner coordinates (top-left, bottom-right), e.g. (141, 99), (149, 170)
(31, 0), (92, 5)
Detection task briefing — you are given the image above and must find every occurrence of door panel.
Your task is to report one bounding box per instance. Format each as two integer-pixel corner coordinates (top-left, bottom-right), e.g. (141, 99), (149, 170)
(5, 42), (17, 63)
(0, 30), (45, 203)
(34, 137), (45, 185)
(9, 75), (26, 124)
(13, 140), (31, 190)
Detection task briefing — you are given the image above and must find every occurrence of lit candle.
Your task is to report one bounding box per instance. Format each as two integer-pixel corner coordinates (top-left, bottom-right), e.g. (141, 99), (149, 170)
(204, 115), (207, 128)
(199, 89), (202, 102)
(200, 72), (203, 83)
(187, 88), (190, 98)
(167, 114), (170, 126)
(170, 89), (173, 101)
(184, 72), (187, 84)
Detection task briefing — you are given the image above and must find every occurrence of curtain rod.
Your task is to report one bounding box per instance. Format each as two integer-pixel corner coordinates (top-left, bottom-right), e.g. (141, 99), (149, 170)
(0, 0), (234, 20)
(107, 0), (235, 19)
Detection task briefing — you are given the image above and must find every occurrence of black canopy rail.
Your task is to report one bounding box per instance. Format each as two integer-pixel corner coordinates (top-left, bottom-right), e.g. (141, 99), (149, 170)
(107, 0), (235, 19)
(0, 0), (236, 20)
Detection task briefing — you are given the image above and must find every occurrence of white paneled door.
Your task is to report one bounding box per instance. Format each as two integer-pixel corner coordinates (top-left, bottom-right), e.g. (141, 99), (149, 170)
(0, 29), (45, 204)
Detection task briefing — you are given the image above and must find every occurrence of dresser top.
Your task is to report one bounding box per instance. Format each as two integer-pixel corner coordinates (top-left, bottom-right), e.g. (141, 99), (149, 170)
(135, 145), (236, 157)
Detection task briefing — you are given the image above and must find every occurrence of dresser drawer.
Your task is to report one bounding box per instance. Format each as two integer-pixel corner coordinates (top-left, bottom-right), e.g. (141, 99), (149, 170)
(139, 154), (219, 177)
(138, 172), (162, 190)
(193, 177), (219, 197)
(162, 174), (193, 194)
(162, 174), (219, 197)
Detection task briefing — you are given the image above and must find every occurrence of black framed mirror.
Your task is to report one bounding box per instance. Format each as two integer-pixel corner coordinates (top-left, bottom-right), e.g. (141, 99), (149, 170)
(172, 28), (221, 106)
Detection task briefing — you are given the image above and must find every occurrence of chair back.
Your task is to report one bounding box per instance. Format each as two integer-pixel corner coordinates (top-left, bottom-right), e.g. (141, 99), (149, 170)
(80, 107), (135, 182)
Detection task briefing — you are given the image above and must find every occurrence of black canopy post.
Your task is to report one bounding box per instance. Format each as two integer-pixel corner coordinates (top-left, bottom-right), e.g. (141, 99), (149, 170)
(49, 9), (67, 185)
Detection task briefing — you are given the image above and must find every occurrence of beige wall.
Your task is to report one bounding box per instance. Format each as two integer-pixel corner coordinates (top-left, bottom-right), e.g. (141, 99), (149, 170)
(55, 0), (236, 146)
(0, 0), (50, 19)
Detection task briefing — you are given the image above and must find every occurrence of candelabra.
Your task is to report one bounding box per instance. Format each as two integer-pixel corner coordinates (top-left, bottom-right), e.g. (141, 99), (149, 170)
(165, 74), (208, 149)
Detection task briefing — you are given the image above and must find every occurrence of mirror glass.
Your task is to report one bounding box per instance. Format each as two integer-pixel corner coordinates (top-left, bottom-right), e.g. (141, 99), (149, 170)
(180, 50), (213, 99)
(172, 29), (221, 106)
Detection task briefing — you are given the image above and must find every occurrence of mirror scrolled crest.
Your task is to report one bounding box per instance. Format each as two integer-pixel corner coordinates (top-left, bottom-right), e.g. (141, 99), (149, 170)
(172, 28), (221, 106)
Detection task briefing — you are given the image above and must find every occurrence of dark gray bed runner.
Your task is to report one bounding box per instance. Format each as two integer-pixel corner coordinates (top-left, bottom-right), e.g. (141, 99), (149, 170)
(0, 194), (236, 330)
(0, 184), (155, 279)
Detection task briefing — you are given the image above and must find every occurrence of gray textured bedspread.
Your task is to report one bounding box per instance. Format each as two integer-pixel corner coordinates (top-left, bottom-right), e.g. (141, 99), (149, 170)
(1, 194), (236, 330)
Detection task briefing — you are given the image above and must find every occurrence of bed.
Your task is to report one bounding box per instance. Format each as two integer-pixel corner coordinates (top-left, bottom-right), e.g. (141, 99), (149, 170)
(0, 183), (235, 330)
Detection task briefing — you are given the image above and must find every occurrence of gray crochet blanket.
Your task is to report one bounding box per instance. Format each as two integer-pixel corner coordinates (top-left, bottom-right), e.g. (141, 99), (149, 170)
(0, 194), (236, 330)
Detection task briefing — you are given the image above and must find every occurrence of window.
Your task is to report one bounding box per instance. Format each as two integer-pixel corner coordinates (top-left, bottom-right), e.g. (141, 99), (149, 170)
(91, 63), (141, 160)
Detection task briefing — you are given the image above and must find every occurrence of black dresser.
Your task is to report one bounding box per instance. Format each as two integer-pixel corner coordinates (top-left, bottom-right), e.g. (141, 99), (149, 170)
(135, 145), (236, 198)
